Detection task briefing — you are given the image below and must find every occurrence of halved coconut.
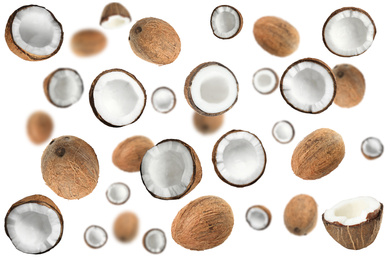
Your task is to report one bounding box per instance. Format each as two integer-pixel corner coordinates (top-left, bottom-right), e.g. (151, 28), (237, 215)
(5, 195), (63, 254)
(253, 68), (279, 94)
(323, 7), (376, 57)
(84, 225), (108, 249)
(361, 137), (383, 160)
(140, 139), (202, 200)
(151, 87), (176, 113)
(100, 2), (131, 29)
(43, 68), (83, 108)
(212, 130), (266, 187)
(185, 62), (239, 116)
(89, 69), (147, 127)
(5, 5), (63, 61)
(272, 120), (295, 144)
(106, 182), (130, 205)
(322, 196), (383, 250)
(280, 58), (336, 114)
(210, 5), (243, 39)
(143, 229), (167, 254)
(246, 205), (271, 230)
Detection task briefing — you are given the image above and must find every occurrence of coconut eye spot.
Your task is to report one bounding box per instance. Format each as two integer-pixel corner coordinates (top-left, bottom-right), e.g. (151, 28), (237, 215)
(151, 87), (176, 113)
(272, 121), (294, 143)
(84, 226), (107, 249)
(106, 183), (130, 205)
(143, 229), (166, 254)
(361, 137), (383, 159)
(253, 68), (278, 94)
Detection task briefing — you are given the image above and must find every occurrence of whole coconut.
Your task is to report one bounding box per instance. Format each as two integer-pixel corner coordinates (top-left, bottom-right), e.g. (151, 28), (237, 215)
(113, 211), (139, 242)
(27, 111), (53, 144)
(333, 64), (365, 108)
(193, 113), (224, 134)
(284, 194), (317, 236)
(71, 29), (107, 56)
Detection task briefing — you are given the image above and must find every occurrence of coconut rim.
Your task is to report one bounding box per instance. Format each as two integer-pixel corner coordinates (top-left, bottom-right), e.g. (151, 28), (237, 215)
(142, 228), (167, 254)
(246, 205), (271, 230)
(272, 120), (295, 144)
(105, 182), (131, 205)
(151, 87), (176, 114)
(252, 68), (279, 95)
(361, 137), (383, 160)
(84, 225), (108, 249)
(210, 5), (243, 40)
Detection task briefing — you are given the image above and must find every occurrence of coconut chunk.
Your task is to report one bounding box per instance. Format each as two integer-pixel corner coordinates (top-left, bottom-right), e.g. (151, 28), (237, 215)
(361, 137), (383, 160)
(272, 120), (294, 144)
(143, 229), (166, 254)
(253, 68), (279, 94)
(84, 225), (107, 249)
(246, 205), (271, 230)
(106, 182), (130, 205)
(211, 5), (243, 39)
(100, 3), (131, 29)
(151, 87), (176, 113)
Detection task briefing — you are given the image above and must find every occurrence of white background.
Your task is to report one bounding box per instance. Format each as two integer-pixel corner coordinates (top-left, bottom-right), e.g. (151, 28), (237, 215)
(0, 0), (389, 259)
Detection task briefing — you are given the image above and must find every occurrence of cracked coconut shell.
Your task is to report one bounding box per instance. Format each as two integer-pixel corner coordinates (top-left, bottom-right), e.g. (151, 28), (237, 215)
(71, 29), (107, 56)
(114, 211), (139, 242)
(171, 195), (234, 251)
(27, 111), (53, 144)
(284, 194), (317, 236)
(333, 64), (365, 108)
(41, 136), (99, 200)
(292, 128), (345, 180)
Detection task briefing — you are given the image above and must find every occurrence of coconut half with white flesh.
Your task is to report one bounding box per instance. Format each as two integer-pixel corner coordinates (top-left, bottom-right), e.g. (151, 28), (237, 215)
(280, 58), (336, 114)
(323, 7), (376, 57)
(246, 205), (271, 230)
(253, 68), (279, 94)
(140, 139), (202, 200)
(361, 137), (383, 160)
(185, 62), (239, 116)
(90, 69), (147, 127)
(212, 130), (266, 187)
(4, 195), (64, 254)
(100, 2), (131, 29)
(106, 182), (130, 205)
(210, 5), (243, 39)
(143, 229), (167, 254)
(323, 196), (383, 250)
(84, 225), (108, 249)
(151, 87), (176, 113)
(5, 5), (63, 61)
(272, 120), (295, 144)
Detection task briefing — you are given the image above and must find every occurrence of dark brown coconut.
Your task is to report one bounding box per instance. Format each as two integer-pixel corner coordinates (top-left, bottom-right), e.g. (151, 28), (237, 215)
(41, 135), (99, 200)
(284, 194), (317, 236)
(27, 111), (53, 144)
(171, 195), (234, 250)
(193, 112), (224, 134)
(113, 211), (138, 242)
(210, 5), (243, 39)
(129, 17), (181, 65)
(246, 205), (272, 230)
(100, 2), (131, 28)
(71, 29), (107, 57)
(333, 64), (365, 108)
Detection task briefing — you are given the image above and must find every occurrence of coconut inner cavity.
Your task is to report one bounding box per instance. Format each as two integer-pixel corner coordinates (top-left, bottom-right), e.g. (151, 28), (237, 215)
(106, 183), (130, 204)
(253, 69), (277, 94)
(362, 137), (383, 158)
(84, 226), (107, 248)
(247, 207), (269, 230)
(211, 6), (241, 38)
(144, 229), (166, 253)
(49, 69), (83, 107)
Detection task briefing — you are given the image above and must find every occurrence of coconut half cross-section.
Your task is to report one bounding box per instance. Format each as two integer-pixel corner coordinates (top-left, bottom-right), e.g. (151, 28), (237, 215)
(323, 7), (376, 57)
(140, 139), (202, 200)
(253, 68), (279, 95)
(5, 5), (63, 61)
(212, 130), (266, 187)
(210, 5), (243, 39)
(280, 58), (336, 114)
(90, 69), (147, 127)
(5, 195), (63, 254)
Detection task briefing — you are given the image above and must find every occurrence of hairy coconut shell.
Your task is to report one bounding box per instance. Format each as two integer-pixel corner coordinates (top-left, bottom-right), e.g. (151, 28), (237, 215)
(41, 136), (99, 200)
(71, 29), (107, 57)
(193, 113), (224, 134)
(253, 16), (299, 57)
(113, 211), (138, 242)
(112, 136), (154, 172)
(129, 17), (181, 65)
(292, 128), (345, 180)
(171, 195), (234, 250)
(333, 64), (365, 108)
(100, 2), (131, 26)
(284, 194), (317, 236)
(27, 111), (53, 144)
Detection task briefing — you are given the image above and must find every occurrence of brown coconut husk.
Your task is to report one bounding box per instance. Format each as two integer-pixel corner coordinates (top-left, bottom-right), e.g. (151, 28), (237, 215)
(27, 111), (53, 145)
(284, 194), (317, 236)
(100, 2), (131, 26)
(113, 211), (138, 242)
(193, 112), (224, 134)
(71, 29), (107, 57)
(333, 64), (365, 108)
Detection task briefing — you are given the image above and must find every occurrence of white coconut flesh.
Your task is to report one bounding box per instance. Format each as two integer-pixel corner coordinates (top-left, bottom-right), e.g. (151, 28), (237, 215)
(141, 141), (194, 198)
(144, 229), (166, 253)
(152, 87), (175, 113)
(84, 226), (107, 248)
(211, 6), (241, 38)
(282, 61), (335, 113)
(12, 6), (62, 56)
(5, 203), (62, 254)
(253, 69), (277, 94)
(93, 71), (145, 126)
(324, 9), (375, 56)
(49, 69), (83, 107)
(101, 15), (130, 29)
(106, 183), (130, 204)
(215, 131), (266, 186)
(324, 197), (380, 226)
(362, 137), (383, 158)
(247, 207), (269, 230)
(273, 121), (294, 143)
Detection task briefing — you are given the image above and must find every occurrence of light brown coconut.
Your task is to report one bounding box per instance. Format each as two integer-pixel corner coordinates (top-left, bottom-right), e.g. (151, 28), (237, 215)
(253, 16), (299, 57)
(41, 136), (99, 200)
(284, 194), (317, 236)
(112, 136), (154, 172)
(27, 111), (53, 144)
(71, 29), (107, 57)
(333, 64), (365, 108)
(113, 211), (139, 242)
(171, 195), (234, 250)
(292, 128), (345, 180)
(100, 2), (131, 27)
(129, 17), (181, 65)
(193, 113), (224, 134)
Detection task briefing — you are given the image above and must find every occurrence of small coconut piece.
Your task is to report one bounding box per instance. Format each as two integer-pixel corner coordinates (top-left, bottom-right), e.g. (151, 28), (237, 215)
(71, 29), (107, 57)
(84, 225), (107, 249)
(140, 139), (202, 200)
(323, 196), (383, 250)
(193, 112), (224, 134)
(292, 128), (345, 180)
(41, 135), (99, 200)
(253, 16), (299, 57)
(210, 5), (243, 39)
(185, 62), (239, 116)
(100, 2), (131, 29)
(361, 137), (383, 160)
(333, 64), (365, 108)
(323, 7), (376, 57)
(129, 17), (180, 65)
(112, 136), (154, 172)
(90, 69), (147, 127)
(284, 194), (317, 236)
(5, 195), (64, 254)
(151, 87), (176, 113)
(253, 68), (279, 94)
(272, 120), (294, 144)
(171, 195), (234, 251)
(43, 68), (83, 108)
(280, 58), (336, 114)
(143, 229), (166, 254)
(106, 182), (130, 205)
(212, 130), (266, 187)
(5, 5), (63, 61)
(113, 211), (138, 242)
(27, 111), (53, 144)
(246, 205), (271, 230)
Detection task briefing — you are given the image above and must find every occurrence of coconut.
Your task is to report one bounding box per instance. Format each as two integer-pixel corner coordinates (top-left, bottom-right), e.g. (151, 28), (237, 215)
(143, 229), (166, 254)
(292, 128), (345, 180)
(84, 225), (107, 249)
(71, 29), (107, 57)
(100, 2), (131, 29)
(322, 196), (383, 250)
(246, 205), (271, 230)
(140, 139), (202, 200)
(151, 87), (176, 113)
(333, 64), (365, 108)
(361, 137), (383, 160)
(27, 111), (53, 145)
(4, 195), (63, 254)
(43, 68), (83, 108)
(185, 62), (239, 116)
(171, 195), (234, 251)
(89, 69), (147, 127)
(112, 136), (154, 172)
(323, 7), (376, 57)
(113, 211), (138, 242)
(272, 120), (294, 144)
(253, 68), (279, 94)
(193, 112), (224, 134)
(129, 17), (180, 65)
(212, 130), (266, 187)
(253, 16), (299, 57)
(284, 194), (317, 236)
(106, 182), (130, 205)
(210, 5), (243, 39)
(41, 135), (99, 200)
(5, 5), (63, 61)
